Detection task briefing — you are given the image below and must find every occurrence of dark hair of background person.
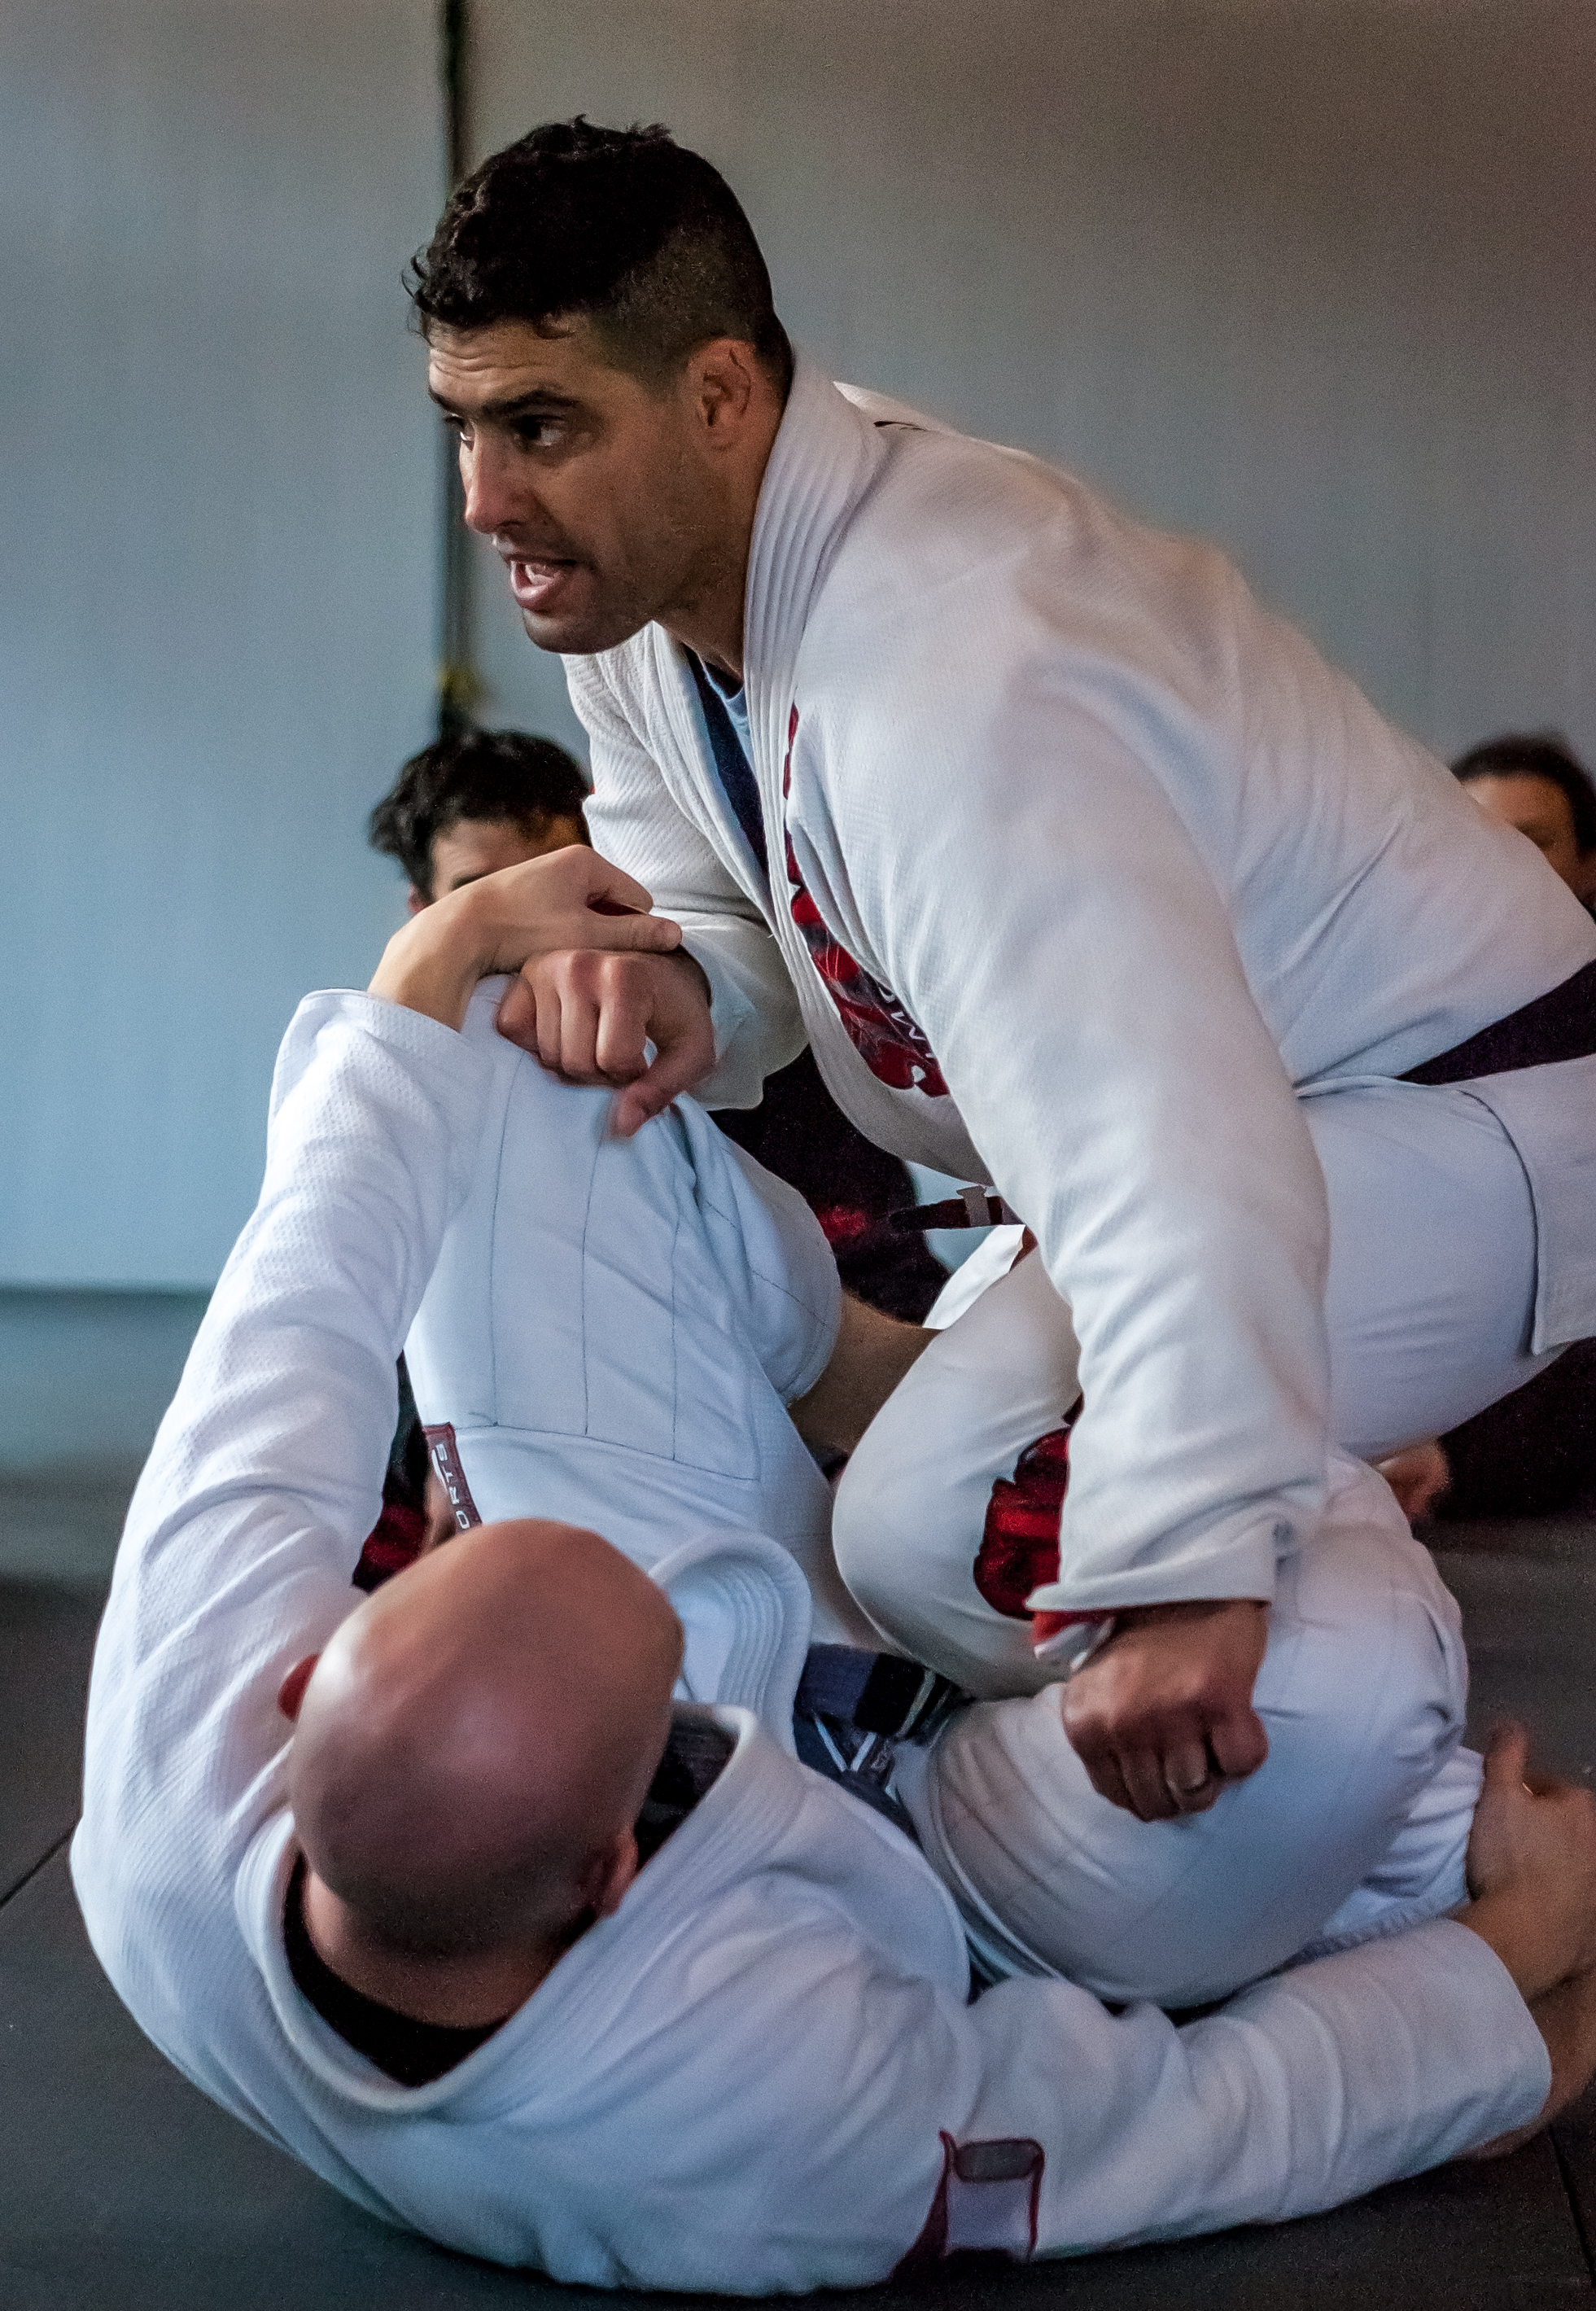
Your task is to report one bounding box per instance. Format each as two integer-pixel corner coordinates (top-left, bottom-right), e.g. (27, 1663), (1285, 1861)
(1453, 732), (1596, 856)
(369, 728), (591, 899)
(408, 117), (793, 396)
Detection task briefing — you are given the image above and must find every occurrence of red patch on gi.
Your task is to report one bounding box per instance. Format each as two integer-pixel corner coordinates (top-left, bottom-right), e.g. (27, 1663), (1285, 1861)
(973, 1410), (1082, 1618)
(781, 704), (949, 1097)
(813, 1202), (874, 1250)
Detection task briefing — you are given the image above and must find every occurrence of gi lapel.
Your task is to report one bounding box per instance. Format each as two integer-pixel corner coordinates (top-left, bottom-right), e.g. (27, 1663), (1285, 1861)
(741, 356), (883, 801)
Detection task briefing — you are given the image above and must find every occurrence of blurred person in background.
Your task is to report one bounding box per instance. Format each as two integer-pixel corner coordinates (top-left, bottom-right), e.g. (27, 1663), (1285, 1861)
(1455, 734), (1596, 915)
(1380, 734), (1596, 1526)
(369, 725), (592, 906)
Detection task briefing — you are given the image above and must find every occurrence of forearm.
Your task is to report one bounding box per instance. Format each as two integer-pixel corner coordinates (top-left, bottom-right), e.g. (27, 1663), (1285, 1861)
(674, 913), (807, 1109)
(867, 725), (1331, 1610)
(369, 894), (490, 1029)
(572, 657), (805, 1107)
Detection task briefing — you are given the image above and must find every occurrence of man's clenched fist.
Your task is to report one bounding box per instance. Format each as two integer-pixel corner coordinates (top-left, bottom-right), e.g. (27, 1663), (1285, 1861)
(1060, 1597), (1270, 1822)
(495, 948), (717, 1136)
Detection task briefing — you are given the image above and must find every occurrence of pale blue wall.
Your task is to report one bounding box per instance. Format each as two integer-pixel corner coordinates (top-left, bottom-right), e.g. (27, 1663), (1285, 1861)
(0, 0), (443, 1286)
(6, 0), (1594, 1289)
(469, 0), (1596, 776)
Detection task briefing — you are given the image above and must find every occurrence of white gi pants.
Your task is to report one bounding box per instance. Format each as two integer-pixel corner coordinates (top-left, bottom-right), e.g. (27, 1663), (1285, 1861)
(837, 1250), (1480, 2006)
(892, 1516), (1477, 2008)
(1306, 1075), (1561, 1455)
(935, 1073), (1559, 1457)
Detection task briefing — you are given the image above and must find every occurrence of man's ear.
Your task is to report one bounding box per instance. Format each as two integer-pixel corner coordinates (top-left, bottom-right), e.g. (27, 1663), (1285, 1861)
(406, 886), (429, 916)
(277, 1654), (321, 1722)
(689, 337), (759, 440)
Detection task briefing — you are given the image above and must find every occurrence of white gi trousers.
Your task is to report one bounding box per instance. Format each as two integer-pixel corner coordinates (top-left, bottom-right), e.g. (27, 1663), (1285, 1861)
(1307, 1074), (1561, 1455)
(933, 1071), (1559, 1460)
(837, 1247), (1481, 2007)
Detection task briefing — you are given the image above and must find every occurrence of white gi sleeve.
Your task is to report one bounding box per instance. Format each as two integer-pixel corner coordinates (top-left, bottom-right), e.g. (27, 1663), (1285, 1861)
(810, 641), (1331, 1611)
(623, 1899), (1547, 2289)
(568, 650), (806, 1109)
(72, 992), (492, 2068)
(968, 1923), (1548, 2257)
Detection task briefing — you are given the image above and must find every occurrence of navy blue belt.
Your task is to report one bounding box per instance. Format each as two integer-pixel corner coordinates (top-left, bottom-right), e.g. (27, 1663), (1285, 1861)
(793, 1644), (970, 1832)
(1401, 957), (1596, 1087)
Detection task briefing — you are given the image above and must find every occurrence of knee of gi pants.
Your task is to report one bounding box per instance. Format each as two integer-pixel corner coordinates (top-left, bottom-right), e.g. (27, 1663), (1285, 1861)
(903, 1458), (1471, 2008)
(833, 1251), (1083, 1695)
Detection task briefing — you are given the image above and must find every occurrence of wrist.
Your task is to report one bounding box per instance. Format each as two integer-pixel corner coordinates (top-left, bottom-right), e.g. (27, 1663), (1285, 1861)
(368, 899), (488, 1030)
(1458, 1894), (1565, 2007)
(666, 943), (711, 1004)
(1112, 1598), (1266, 1632)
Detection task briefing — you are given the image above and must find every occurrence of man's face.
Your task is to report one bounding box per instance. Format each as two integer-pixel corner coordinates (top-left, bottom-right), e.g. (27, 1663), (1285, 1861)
(412, 812), (588, 912)
(1463, 773), (1596, 899)
(427, 318), (723, 656)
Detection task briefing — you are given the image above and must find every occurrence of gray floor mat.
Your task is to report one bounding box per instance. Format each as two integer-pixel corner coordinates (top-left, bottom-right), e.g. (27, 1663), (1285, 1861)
(5, 1294), (1596, 2307)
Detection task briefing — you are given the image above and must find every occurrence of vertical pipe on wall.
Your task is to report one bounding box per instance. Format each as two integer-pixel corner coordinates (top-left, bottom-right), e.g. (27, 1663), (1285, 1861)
(435, 0), (478, 739)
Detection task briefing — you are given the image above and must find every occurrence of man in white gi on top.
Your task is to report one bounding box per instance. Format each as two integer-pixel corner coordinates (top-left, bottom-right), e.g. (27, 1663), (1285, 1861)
(71, 846), (1596, 2288)
(413, 119), (1596, 1826)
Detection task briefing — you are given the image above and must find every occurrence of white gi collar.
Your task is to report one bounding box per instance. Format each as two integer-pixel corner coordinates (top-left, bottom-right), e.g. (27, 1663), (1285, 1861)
(232, 1707), (828, 2116)
(741, 354), (884, 781)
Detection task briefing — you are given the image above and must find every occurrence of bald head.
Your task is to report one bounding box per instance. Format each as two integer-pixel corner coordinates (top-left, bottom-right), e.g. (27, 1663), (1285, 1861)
(289, 1521), (681, 1965)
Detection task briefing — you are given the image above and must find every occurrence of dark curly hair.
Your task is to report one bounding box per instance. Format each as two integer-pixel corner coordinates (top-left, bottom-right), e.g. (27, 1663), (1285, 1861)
(1453, 732), (1596, 856)
(369, 729), (590, 898)
(409, 118), (792, 392)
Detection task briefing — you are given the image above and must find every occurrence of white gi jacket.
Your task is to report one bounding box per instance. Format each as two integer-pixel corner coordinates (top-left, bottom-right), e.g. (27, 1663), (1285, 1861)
(72, 991), (1547, 2291)
(574, 358), (1596, 1613)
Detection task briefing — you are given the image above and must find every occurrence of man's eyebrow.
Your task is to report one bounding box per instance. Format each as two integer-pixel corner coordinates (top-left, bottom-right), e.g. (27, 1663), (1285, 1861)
(426, 384), (582, 421)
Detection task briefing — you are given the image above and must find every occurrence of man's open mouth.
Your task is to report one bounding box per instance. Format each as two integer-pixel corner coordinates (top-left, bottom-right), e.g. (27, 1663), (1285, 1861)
(507, 557), (580, 612)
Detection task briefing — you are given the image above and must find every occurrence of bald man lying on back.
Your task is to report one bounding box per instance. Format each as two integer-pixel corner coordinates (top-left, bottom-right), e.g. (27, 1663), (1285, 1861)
(74, 851), (1596, 2291)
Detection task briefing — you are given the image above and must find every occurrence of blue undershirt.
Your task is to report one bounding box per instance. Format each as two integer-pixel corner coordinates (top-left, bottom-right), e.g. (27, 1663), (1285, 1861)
(686, 652), (768, 891)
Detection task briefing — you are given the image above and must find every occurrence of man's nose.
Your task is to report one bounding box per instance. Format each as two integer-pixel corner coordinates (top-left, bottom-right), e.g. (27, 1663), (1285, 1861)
(461, 435), (528, 540)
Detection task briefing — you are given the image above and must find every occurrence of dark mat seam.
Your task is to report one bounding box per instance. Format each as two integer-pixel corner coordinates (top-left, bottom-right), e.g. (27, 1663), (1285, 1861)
(0, 1825), (74, 1913)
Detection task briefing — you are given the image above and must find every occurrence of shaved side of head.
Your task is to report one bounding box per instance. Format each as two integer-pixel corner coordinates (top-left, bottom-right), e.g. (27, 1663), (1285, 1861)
(289, 1521), (682, 1960)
